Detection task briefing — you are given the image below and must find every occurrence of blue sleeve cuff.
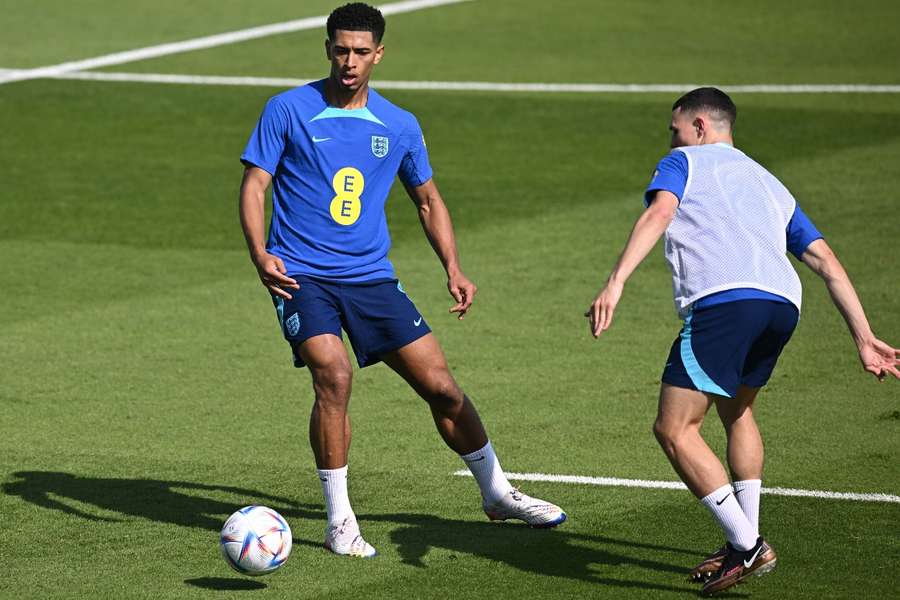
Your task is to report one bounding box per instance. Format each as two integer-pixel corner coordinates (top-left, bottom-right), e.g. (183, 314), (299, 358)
(240, 156), (276, 177)
(401, 167), (433, 188)
(786, 203), (824, 258)
(645, 151), (689, 207)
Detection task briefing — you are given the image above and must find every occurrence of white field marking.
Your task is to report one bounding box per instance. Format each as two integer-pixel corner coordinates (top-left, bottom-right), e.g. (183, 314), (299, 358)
(452, 470), (900, 503)
(0, 0), (471, 86)
(28, 71), (900, 93)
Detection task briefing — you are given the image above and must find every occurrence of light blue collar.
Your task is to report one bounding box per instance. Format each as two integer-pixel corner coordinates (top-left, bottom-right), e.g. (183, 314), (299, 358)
(309, 105), (385, 127)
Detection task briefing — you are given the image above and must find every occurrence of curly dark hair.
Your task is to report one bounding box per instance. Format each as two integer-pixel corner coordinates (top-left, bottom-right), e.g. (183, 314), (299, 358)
(672, 87), (737, 128)
(327, 3), (386, 43)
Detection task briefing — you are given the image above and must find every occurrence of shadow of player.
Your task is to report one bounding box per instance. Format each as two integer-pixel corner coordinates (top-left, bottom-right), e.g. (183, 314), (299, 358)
(2, 470), (323, 539)
(4, 472), (746, 596)
(360, 512), (730, 595)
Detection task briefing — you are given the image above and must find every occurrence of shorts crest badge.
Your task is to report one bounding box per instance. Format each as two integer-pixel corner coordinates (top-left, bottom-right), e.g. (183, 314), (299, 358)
(371, 135), (389, 158)
(285, 313), (300, 337)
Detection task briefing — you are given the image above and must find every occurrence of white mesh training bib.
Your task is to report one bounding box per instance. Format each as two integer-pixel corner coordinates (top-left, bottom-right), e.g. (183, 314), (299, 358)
(665, 143), (802, 317)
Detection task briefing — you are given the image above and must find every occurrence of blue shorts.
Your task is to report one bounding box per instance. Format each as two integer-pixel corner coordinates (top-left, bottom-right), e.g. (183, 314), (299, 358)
(662, 300), (799, 398)
(272, 277), (431, 368)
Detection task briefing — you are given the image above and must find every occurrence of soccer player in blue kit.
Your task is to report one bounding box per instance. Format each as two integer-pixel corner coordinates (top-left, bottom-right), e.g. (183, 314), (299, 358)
(239, 3), (565, 558)
(585, 88), (899, 595)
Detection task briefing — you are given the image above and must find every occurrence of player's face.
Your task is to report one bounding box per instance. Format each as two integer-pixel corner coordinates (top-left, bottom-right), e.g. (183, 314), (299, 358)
(325, 30), (384, 92)
(669, 107), (701, 148)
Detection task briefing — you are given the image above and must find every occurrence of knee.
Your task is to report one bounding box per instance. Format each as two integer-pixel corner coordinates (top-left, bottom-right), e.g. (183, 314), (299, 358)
(721, 405), (754, 430)
(421, 371), (463, 411)
(653, 418), (682, 455)
(313, 366), (352, 406)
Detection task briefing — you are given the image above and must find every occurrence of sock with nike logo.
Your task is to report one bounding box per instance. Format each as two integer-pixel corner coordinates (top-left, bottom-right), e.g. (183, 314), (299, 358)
(700, 484), (757, 551)
(317, 465), (354, 527)
(733, 479), (762, 538)
(460, 441), (514, 505)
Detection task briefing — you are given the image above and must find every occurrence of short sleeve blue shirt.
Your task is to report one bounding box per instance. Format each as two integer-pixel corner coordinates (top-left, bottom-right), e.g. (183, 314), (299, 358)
(643, 149), (824, 309)
(644, 151), (689, 207)
(241, 80), (433, 282)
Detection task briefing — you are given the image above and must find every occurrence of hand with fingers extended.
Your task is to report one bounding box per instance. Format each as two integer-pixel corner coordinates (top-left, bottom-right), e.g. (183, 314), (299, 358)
(447, 270), (477, 320)
(585, 280), (624, 339)
(252, 251), (299, 299)
(858, 337), (900, 382)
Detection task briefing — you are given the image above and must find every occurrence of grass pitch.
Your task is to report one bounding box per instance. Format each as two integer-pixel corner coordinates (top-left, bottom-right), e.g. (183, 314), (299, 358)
(1, 2), (898, 599)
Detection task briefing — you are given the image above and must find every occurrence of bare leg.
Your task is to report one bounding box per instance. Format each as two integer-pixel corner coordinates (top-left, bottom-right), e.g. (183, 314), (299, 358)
(381, 333), (487, 454)
(653, 383), (729, 498)
(716, 385), (764, 536)
(299, 335), (377, 556)
(715, 385), (763, 481)
(382, 334), (566, 525)
(298, 334), (353, 469)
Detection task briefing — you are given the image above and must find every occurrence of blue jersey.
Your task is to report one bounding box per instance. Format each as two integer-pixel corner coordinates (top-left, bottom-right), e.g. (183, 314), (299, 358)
(241, 80), (433, 282)
(644, 148), (824, 309)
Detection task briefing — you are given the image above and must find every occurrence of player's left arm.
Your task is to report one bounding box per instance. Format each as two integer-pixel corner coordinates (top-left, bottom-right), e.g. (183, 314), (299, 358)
(800, 239), (900, 381)
(586, 191), (678, 338)
(403, 179), (476, 320)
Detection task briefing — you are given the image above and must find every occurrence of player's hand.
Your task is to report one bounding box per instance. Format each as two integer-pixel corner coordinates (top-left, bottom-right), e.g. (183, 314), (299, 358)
(585, 280), (623, 339)
(252, 252), (299, 300)
(858, 337), (900, 382)
(448, 270), (476, 320)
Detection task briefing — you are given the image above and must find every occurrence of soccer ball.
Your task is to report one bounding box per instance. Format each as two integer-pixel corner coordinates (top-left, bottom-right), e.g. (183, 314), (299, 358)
(220, 506), (292, 576)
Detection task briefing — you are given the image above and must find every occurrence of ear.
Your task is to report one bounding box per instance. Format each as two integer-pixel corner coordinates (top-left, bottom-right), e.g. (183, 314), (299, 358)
(324, 39), (332, 60)
(693, 116), (706, 140)
(373, 44), (385, 65)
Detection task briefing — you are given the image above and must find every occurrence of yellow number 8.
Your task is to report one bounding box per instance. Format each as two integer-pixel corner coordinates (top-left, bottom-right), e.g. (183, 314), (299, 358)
(330, 167), (364, 225)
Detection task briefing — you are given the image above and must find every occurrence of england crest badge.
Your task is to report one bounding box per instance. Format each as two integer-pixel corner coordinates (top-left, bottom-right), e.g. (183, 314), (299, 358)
(371, 135), (389, 158)
(285, 313), (300, 337)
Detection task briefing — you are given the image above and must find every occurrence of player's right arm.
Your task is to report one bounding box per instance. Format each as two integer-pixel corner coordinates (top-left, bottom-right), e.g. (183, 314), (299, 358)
(800, 238), (899, 381)
(586, 191), (678, 338)
(239, 166), (298, 299)
(586, 152), (688, 338)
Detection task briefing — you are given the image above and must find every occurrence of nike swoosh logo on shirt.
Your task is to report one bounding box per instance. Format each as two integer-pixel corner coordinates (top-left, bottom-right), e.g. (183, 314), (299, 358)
(414, 317), (423, 326)
(312, 136), (331, 143)
(743, 545), (764, 568)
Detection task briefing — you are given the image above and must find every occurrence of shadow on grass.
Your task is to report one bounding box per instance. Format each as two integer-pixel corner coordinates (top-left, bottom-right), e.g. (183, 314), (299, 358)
(1, 470), (323, 550)
(184, 577), (266, 591)
(4, 471), (747, 596)
(361, 511), (732, 595)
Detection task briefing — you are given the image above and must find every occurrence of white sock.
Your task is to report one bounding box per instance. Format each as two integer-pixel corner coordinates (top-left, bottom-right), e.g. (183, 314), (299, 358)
(460, 441), (514, 505)
(317, 465), (354, 526)
(733, 479), (762, 538)
(700, 484), (757, 551)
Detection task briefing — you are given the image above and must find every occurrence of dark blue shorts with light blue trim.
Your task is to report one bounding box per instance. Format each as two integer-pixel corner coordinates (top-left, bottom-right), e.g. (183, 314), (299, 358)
(662, 300), (799, 398)
(271, 276), (430, 369)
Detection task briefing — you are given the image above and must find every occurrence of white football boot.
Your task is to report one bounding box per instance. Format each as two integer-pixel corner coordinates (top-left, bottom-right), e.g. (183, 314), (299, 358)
(483, 488), (567, 528)
(324, 517), (377, 558)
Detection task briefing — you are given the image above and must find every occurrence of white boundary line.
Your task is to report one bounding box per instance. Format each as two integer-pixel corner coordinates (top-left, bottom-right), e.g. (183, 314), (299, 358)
(0, 0), (471, 85)
(24, 71), (900, 93)
(452, 470), (900, 504)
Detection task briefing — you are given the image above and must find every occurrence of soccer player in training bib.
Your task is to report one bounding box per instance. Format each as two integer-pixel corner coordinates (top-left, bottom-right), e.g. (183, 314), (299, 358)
(239, 3), (565, 558)
(585, 88), (898, 595)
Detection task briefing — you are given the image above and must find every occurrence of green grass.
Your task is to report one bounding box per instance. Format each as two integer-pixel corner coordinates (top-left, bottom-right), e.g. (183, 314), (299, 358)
(0, 0), (340, 68)
(1, 1), (899, 599)
(100, 0), (900, 84)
